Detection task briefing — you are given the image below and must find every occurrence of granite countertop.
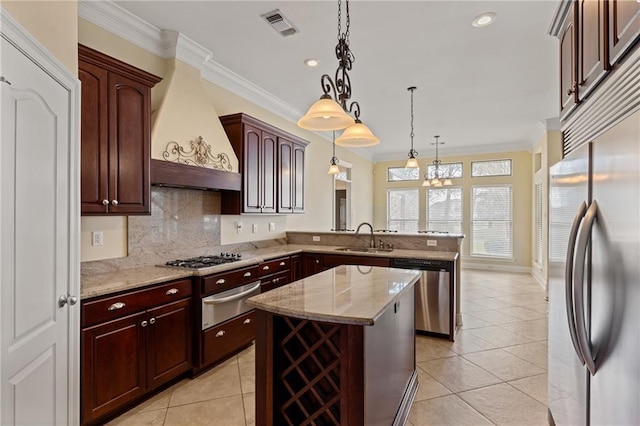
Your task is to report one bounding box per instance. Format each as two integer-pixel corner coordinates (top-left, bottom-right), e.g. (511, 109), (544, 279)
(81, 244), (458, 299)
(246, 265), (421, 326)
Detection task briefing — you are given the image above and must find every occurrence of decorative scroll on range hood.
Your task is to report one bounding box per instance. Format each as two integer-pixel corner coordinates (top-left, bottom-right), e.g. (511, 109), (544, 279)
(150, 31), (240, 192)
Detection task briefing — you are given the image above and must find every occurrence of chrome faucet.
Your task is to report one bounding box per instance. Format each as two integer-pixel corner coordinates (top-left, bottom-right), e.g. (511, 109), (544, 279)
(355, 222), (375, 248)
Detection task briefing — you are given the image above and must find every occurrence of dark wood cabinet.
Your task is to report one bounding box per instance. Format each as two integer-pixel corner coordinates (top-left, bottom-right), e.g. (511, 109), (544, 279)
(290, 254), (302, 281)
(259, 256), (292, 292)
(81, 279), (192, 424)
(560, 2), (579, 119)
(78, 45), (161, 215)
(609, 0), (640, 64)
(220, 113), (308, 215)
(302, 253), (329, 278)
(578, 0), (608, 100)
(202, 311), (255, 367)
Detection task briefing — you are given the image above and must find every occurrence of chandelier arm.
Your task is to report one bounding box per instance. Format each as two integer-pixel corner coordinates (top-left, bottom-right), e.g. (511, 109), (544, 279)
(347, 101), (361, 120)
(320, 74), (339, 100)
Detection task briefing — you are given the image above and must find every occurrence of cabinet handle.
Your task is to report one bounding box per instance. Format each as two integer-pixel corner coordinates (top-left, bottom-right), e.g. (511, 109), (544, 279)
(279, 262), (285, 266)
(567, 82), (576, 96)
(102, 199), (109, 206)
(243, 272), (252, 277)
(111, 200), (119, 206)
(273, 278), (279, 284)
(149, 318), (156, 324)
(215, 330), (225, 338)
(141, 320), (148, 327)
(263, 265), (270, 271)
(166, 288), (179, 295)
(315, 260), (320, 264)
(108, 302), (126, 311)
(216, 279), (226, 285)
(243, 318), (252, 325)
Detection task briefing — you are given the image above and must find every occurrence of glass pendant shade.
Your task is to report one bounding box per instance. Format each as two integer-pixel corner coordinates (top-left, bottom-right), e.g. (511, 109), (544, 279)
(422, 179), (431, 187)
(335, 120), (380, 147)
(297, 95), (355, 131)
(328, 162), (340, 174)
(405, 156), (419, 168)
(443, 178), (453, 186)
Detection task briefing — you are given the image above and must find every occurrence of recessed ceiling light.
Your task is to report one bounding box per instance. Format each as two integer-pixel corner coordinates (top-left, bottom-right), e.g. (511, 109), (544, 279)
(304, 58), (320, 67)
(472, 12), (497, 28)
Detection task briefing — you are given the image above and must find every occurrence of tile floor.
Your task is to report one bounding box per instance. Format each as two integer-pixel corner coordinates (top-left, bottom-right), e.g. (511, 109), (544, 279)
(108, 270), (548, 426)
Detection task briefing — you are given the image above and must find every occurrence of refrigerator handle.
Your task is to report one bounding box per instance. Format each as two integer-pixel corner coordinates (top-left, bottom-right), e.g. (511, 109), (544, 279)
(573, 200), (598, 376)
(565, 201), (588, 366)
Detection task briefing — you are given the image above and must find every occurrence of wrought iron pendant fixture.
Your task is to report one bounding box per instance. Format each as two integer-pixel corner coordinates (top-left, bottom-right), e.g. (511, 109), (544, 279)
(422, 135), (453, 187)
(297, 0), (379, 147)
(405, 87), (419, 168)
(328, 131), (340, 174)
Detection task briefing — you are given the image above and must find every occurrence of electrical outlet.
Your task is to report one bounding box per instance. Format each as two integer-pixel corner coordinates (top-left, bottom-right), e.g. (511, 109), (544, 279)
(427, 240), (437, 247)
(252, 224), (258, 233)
(92, 231), (104, 246)
(312, 236), (320, 242)
(269, 222), (276, 231)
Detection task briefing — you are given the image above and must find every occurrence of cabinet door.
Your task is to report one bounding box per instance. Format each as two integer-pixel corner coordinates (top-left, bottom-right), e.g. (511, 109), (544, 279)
(108, 72), (151, 214)
(261, 132), (278, 213)
(560, 2), (579, 119)
(291, 254), (302, 281)
(243, 124), (262, 213)
(146, 299), (192, 390)
(302, 254), (328, 278)
(609, 0), (640, 64)
(79, 61), (109, 213)
(277, 139), (294, 213)
(293, 143), (306, 213)
(578, 0), (608, 100)
(81, 312), (147, 424)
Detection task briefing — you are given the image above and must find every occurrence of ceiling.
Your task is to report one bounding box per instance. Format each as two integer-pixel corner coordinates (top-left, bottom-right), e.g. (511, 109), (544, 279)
(114, 0), (560, 161)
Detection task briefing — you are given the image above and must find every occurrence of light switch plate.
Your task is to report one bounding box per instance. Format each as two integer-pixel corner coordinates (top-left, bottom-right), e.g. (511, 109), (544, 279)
(269, 222), (275, 231)
(427, 240), (437, 247)
(252, 224), (258, 233)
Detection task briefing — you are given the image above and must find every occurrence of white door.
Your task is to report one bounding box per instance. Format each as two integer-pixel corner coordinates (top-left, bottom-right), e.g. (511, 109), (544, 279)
(1, 13), (80, 426)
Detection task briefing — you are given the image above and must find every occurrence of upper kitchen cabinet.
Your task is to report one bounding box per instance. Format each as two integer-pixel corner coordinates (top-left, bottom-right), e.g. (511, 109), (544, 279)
(220, 113), (308, 215)
(608, 0), (640, 65)
(78, 45), (161, 215)
(578, 0), (608, 100)
(559, 1), (578, 119)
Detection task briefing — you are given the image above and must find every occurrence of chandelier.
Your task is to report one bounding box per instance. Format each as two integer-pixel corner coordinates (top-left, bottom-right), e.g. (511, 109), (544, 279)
(328, 131), (340, 174)
(422, 135), (452, 187)
(405, 86), (419, 168)
(297, 0), (379, 147)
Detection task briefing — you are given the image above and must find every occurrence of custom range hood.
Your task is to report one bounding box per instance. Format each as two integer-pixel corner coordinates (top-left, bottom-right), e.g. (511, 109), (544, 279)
(150, 31), (240, 191)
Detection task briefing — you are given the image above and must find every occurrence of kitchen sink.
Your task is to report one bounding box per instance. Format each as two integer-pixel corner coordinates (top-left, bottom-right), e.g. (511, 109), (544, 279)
(335, 247), (394, 253)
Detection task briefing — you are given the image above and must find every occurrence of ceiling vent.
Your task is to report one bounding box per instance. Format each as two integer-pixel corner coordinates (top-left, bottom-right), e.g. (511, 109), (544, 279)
(261, 10), (298, 37)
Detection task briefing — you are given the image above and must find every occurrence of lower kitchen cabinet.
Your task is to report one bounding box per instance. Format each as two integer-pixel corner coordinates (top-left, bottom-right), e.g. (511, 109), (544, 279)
(81, 279), (193, 425)
(301, 253), (391, 278)
(202, 311), (255, 366)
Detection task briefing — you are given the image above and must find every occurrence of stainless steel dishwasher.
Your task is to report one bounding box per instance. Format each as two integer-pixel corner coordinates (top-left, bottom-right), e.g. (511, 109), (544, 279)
(391, 258), (451, 337)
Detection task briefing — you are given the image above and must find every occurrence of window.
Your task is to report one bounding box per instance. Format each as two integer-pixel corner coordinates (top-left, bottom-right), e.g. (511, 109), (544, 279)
(471, 159), (512, 177)
(471, 185), (513, 257)
(387, 189), (419, 232)
(426, 162), (463, 179)
(427, 187), (462, 233)
(387, 167), (420, 181)
(534, 182), (543, 266)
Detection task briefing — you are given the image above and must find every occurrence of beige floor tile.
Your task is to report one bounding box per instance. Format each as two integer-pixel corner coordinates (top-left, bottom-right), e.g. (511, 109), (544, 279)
(414, 368), (452, 401)
(463, 309), (518, 325)
(460, 299), (492, 313)
(458, 313), (493, 329)
(468, 326), (536, 347)
(526, 302), (549, 313)
(470, 297), (517, 309)
(463, 349), (546, 381)
(418, 356), (501, 393)
(509, 373), (548, 404)
(239, 359), (255, 395)
(415, 335), (457, 362)
(124, 387), (173, 414)
(243, 392), (255, 426)
(438, 329), (497, 355)
(500, 319), (548, 341)
(169, 360), (242, 407)
(237, 343), (255, 365)
(503, 341), (548, 369)
(106, 408), (166, 425)
(409, 394), (493, 425)
(164, 395), (246, 426)
(496, 294), (547, 307)
(496, 306), (548, 321)
(459, 383), (548, 425)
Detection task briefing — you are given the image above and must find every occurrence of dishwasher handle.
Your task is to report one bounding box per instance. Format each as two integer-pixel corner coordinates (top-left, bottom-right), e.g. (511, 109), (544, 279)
(203, 282), (261, 305)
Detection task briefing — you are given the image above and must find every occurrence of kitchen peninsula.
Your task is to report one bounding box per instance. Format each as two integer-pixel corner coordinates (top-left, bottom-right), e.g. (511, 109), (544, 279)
(246, 265), (421, 426)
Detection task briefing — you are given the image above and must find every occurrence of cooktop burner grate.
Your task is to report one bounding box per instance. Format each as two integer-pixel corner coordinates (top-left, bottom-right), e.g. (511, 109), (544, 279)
(165, 254), (242, 269)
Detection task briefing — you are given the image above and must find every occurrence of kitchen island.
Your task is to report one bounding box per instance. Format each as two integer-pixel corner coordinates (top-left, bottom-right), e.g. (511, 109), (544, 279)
(247, 265), (421, 426)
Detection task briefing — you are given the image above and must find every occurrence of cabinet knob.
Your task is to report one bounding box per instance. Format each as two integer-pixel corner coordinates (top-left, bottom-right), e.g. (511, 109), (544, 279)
(166, 288), (179, 295)
(215, 330), (225, 338)
(279, 262), (286, 266)
(243, 318), (252, 325)
(243, 272), (252, 277)
(108, 302), (126, 311)
(111, 200), (119, 206)
(315, 260), (320, 264)
(141, 320), (148, 327)
(149, 318), (156, 325)
(102, 199), (109, 206)
(263, 265), (270, 271)
(567, 82), (577, 96)
(273, 278), (279, 284)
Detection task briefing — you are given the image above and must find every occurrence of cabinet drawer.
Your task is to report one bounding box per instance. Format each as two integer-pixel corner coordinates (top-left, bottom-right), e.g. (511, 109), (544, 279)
(258, 256), (290, 277)
(82, 279), (192, 327)
(261, 270), (291, 293)
(322, 254), (391, 268)
(201, 265), (260, 296)
(202, 311), (255, 366)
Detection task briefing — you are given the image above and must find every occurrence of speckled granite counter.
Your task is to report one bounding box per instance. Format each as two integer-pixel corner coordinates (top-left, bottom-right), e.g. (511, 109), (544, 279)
(246, 265), (421, 325)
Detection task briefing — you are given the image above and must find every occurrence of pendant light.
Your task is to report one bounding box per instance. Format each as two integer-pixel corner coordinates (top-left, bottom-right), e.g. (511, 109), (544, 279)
(422, 135), (452, 187)
(297, 0), (379, 147)
(328, 131), (340, 174)
(405, 86), (419, 168)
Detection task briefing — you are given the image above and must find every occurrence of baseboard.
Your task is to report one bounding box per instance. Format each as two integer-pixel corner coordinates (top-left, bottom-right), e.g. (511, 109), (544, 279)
(461, 262), (532, 274)
(531, 267), (547, 290)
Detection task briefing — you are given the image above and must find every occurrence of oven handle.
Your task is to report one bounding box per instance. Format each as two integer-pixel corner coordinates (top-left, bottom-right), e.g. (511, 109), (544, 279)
(203, 282), (261, 305)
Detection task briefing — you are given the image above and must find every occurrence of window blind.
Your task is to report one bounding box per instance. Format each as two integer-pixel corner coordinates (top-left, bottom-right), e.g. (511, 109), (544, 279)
(471, 186), (513, 258)
(387, 189), (419, 232)
(427, 187), (463, 233)
(535, 183), (543, 265)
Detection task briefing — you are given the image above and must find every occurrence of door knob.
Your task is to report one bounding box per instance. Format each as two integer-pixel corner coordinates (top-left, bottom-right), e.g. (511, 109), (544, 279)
(58, 294), (78, 308)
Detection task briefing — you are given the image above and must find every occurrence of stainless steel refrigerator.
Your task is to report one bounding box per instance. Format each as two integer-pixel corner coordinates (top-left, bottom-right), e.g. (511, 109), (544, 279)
(548, 111), (640, 425)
